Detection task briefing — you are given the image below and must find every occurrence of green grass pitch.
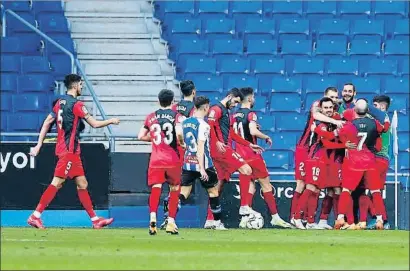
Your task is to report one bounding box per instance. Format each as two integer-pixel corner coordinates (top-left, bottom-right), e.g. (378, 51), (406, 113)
(1, 228), (409, 270)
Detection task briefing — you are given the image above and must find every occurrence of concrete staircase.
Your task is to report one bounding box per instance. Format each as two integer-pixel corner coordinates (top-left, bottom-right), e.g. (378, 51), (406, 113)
(64, 0), (179, 152)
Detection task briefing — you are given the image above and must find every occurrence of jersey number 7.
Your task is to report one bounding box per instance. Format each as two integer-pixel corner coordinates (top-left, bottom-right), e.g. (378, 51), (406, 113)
(357, 132), (368, 151)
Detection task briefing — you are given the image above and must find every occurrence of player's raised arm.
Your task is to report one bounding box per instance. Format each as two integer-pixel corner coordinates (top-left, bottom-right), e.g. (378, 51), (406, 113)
(311, 101), (344, 128)
(76, 103), (120, 128)
(30, 114), (56, 157)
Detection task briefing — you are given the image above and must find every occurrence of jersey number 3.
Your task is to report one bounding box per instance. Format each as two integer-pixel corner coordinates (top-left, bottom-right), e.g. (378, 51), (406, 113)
(151, 123), (173, 145)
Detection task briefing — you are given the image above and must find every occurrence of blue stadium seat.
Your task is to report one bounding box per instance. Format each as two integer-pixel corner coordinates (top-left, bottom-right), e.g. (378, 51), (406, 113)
(8, 13), (37, 33)
(293, 58), (324, 76)
(349, 39), (381, 60)
(397, 114), (410, 132)
(184, 57), (216, 75)
(270, 1), (303, 19)
(212, 39), (243, 56)
(197, 1), (229, 20)
(363, 59), (397, 77)
(38, 14), (69, 34)
(241, 18), (275, 42)
(399, 152), (409, 170)
(1, 93), (12, 112)
(401, 59), (409, 76)
(315, 39), (347, 58)
(224, 75), (258, 94)
(246, 39), (277, 58)
(384, 39), (409, 60)
(217, 57), (249, 74)
(263, 150), (291, 170)
(230, 1), (263, 21)
(204, 18), (235, 41)
(18, 74), (55, 92)
(384, 78), (409, 94)
(393, 20), (410, 40)
(258, 114), (275, 133)
(305, 77), (338, 93)
(351, 19), (384, 42)
(1, 113), (7, 132)
(271, 132), (298, 151)
(1, 74), (18, 92)
(50, 55), (74, 79)
(253, 96), (267, 113)
(200, 91), (221, 104)
(304, 93), (322, 111)
(327, 59), (359, 78)
(270, 93), (301, 112)
(273, 112), (307, 132)
(388, 95), (407, 115)
(175, 38), (208, 63)
(350, 77), (380, 94)
(1, 37), (24, 54)
(171, 18), (201, 36)
(278, 19), (309, 42)
(3, 1), (32, 12)
(281, 39), (312, 56)
(18, 35), (43, 55)
(317, 19), (350, 41)
(33, 0), (64, 14)
(46, 35), (75, 55)
(7, 113), (40, 132)
(252, 58), (285, 76)
(190, 75), (223, 93)
(339, 0), (371, 20)
(398, 132), (410, 152)
(160, 1), (194, 22)
(374, 1), (407, 19)
(305, 1), (337, 19)
(21, 56), (50, 74)
(13, 94), (49, 112)
(271, 77), (302, 94)
(1, 55), (21, 73)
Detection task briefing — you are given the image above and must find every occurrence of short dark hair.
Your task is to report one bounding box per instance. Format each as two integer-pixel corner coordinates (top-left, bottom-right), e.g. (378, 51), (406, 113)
(227, 87), (244, 101)
(180, 80), (195, 97)
(373, 95), (391, 109)
(344, 83), (356, 92)
(239, 87), (254, 98)
(64, 74), (82, 89)
(324, 87), (338, 95)
(158, 89), (174, 107)
(319, 97), (334, 107)
(194, 96), (210, 109)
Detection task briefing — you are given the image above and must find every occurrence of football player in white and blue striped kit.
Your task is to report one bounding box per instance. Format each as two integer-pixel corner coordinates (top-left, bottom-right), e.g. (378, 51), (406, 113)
(178, 96), (227, 230)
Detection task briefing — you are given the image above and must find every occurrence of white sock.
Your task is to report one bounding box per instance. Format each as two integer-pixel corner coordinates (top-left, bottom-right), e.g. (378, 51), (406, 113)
(168, 217), (175, 224)
(337, 214), (344, 220)
(271, 213), (279, 221)
(91, 216), (99, 222)
(376, 215), (383, 222)
(33, 211), (41, 218)
(150, 212), (156, 222)
(319, 219), (328, 224)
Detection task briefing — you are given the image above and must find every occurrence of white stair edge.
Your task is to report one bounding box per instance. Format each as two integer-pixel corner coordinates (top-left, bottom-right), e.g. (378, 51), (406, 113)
(71, 33), (161, 39)
(78, 54), (168, 61)
(66, 12), (153, 18)
(86, 75), (175, 81)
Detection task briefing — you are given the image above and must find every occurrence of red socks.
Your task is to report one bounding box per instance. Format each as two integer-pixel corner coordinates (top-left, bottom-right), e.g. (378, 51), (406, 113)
(306, 191), (319, 224)
(262, 191), (278, 215)
(320, 195), (333, 220)
(332, 194), (340, 217)
(77, 189), (97, 219)
(239, 175), (251, 207)
(359, 195), (372, 222)
(35, 185), (58, 213)
(168, 190), (179, 219)
(294, 190), (310, 219)
(371, 192), (387, 219)
(339, 191), (354, 224)
(290, 191), (302, 219)
(149, 187), (161, 214)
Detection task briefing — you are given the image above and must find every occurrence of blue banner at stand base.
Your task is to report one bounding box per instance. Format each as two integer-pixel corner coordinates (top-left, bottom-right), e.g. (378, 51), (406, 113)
(109, 206), (201, 228)
(1, 210), (109, 227)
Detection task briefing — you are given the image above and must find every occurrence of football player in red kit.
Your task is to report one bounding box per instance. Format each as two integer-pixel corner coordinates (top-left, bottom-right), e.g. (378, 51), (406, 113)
(28, 74), (119, 229)
(138, 89), (183, 235)
(204, 88), (262, 228)
(291, 87), (344, 221)
(335, 99), (389, 230)
(233, 87), (293, 229)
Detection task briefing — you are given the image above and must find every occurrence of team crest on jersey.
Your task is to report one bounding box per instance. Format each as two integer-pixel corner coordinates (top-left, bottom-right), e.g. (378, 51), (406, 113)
(208, 110), (215, 118)
(82, 106), (89, 115)
(251, 113), (257, 121)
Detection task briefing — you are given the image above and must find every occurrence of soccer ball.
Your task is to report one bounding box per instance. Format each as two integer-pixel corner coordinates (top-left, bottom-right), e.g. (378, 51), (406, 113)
(246, 213), (264, 230)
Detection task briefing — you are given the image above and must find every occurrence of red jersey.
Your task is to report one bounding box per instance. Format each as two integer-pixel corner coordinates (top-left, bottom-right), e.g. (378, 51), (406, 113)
(143, 109), (182, 168)
(52, 95), (88, 156)
(338, 117), (384, 170)
(232, 108), (261, 161)
(297, 100), (319, 148)
(172, 100), (195, 119)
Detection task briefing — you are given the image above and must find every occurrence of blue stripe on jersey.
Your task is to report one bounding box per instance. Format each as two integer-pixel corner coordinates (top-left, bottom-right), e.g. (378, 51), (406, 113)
(182, 117), (213, 171)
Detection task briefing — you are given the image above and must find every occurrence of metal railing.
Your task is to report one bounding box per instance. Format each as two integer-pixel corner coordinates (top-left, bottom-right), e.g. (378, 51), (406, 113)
(1, 5), (115, 150)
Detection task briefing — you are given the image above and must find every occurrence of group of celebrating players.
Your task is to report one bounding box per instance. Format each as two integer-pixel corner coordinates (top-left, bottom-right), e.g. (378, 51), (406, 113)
(27, 73), (392, 233)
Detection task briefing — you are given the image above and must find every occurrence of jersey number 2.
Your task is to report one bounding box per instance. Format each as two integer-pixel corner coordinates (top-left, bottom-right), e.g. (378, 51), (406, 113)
(151, 123), (173, 145)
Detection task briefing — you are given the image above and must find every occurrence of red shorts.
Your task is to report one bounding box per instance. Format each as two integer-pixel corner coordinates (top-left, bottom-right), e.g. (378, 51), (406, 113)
(247, 157), (269, 180)
(341, 163), (379, 191)
(212, 148), (246, 181)
(325, 162), (342, 188)
(305, 158), (327, 189)
(373, 157), (389, 190)
(54, 153), (85, 179)
(294, 145), (308, 181)
(147, 166), (181, 187)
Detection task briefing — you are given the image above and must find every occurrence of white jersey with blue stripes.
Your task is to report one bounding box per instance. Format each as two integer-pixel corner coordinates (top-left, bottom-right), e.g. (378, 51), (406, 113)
(182, 117), (213, 171)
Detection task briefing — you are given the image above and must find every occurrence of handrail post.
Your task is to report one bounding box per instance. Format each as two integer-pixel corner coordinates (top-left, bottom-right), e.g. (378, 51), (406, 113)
(2, 10), (7, 38)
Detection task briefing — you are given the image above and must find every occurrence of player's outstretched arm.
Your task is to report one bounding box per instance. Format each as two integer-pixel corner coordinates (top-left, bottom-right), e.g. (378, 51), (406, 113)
(249, 122), (272, 146)
(30, 114), (55, 156)
(311, 102), (344, 128)
(85, 116), (120, 128)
